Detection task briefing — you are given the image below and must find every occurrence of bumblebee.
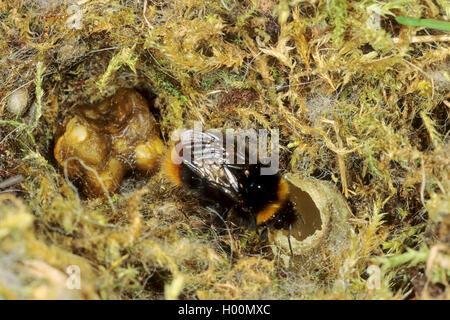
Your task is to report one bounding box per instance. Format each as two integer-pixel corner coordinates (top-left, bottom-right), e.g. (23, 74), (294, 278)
(162, 129), (298, 252)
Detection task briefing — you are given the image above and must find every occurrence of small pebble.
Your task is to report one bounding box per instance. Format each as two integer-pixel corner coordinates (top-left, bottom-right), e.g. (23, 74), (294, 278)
(7, 87), (28, 115)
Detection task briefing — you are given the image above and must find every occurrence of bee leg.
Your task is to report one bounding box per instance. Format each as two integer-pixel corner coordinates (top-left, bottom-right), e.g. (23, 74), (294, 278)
(259, 226), (268, 242)
(257, 227), (269, 255)
(210, 207), (231, 228)
(208, 206), (235, 262)
(288, 224), (294, 257)
(220, 206), (231, 220)
(205, 205), (229, 228)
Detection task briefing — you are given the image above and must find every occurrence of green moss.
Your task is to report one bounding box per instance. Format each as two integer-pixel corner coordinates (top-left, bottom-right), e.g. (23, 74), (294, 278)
(0, 0), (448, 300)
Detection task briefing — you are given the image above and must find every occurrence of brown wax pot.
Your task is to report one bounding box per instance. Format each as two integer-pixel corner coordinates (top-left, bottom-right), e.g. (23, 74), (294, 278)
(269, 174), (355, 272)
(54, 88), (164, 197)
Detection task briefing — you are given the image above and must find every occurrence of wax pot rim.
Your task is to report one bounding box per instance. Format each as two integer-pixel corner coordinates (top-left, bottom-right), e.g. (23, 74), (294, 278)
(269, 174), (353, 263)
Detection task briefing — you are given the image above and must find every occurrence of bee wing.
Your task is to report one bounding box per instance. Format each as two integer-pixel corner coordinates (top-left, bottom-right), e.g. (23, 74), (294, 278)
(178, 129), (246, 201)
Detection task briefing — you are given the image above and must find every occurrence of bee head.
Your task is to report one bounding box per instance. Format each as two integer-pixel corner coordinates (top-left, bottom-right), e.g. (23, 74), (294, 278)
(267, 200), (298, 230)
